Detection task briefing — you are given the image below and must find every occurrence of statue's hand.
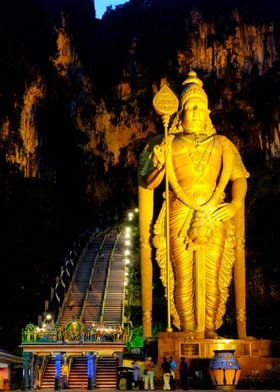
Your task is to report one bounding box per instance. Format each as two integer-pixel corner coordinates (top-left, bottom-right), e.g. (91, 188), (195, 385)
(211, 200), (242, 221)
(153, 144), (166, 170)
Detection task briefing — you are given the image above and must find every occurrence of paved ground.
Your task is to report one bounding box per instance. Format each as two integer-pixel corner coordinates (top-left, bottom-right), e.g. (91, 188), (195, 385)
(13, 389), (280, 392)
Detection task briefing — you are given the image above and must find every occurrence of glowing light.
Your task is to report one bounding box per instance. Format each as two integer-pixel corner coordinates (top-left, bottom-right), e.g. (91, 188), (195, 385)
(125, 239), (131, 246)
(87, 352), (93, 378)
(124, 249), (130, 256)
(55, 353), (62, 378)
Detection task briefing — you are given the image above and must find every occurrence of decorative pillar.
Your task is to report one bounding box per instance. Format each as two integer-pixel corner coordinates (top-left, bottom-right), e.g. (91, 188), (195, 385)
(87, 352), (95, 390)
(29, 354), (34, 389)
(138, 186), (153, 338)
(54, 353), (62, 390)
(22, 352), (31, 390)
(234, 205), (247, 339)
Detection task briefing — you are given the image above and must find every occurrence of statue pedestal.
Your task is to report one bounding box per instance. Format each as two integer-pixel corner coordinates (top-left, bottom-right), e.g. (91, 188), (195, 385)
(157, 332), (277, 387)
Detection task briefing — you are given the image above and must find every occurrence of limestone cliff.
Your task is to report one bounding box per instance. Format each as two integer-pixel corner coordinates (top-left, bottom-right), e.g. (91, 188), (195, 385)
(178, 9), (277, 77)
(1, 3), (280, 193)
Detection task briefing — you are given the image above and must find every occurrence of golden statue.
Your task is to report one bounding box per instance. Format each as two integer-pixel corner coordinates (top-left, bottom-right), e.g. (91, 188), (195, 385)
(138, 71), (249, 339)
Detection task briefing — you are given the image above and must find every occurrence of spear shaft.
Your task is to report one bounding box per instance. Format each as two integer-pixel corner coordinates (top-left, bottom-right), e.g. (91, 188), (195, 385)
(153, 85), (179, 332)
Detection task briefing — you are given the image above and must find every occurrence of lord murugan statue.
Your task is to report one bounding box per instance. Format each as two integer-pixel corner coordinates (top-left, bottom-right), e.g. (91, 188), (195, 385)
(138, 71), (249, 339)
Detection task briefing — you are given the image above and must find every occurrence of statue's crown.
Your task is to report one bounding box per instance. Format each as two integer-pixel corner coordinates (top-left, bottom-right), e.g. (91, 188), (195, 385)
(180, 70), (208, 107)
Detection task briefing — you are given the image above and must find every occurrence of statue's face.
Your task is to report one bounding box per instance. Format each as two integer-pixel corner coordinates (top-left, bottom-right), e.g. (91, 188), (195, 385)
(180, 96), (208, 134)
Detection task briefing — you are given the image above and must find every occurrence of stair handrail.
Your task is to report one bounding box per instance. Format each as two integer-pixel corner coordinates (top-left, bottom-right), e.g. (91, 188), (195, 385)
(121, 265), (126, 331)
(78, 232), (109, 322)
(67, 355), (74, 386)
(37, 354), (50, 388)
(56, 229), (98, 325)
(99, 231), (121, 325)
(32, 355), (39, 389)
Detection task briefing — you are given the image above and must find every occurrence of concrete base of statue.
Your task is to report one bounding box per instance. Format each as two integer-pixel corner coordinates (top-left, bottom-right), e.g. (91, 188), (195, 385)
(156, 332), (279, 387)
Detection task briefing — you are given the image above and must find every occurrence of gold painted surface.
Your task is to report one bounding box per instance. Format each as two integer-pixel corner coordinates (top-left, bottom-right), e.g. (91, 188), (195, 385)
(138, 71), (249, 339)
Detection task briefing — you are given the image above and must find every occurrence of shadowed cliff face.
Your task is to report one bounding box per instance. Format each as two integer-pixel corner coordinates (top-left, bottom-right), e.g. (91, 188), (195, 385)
(1, 5), (279, 186)
(0, 0), (280, 351)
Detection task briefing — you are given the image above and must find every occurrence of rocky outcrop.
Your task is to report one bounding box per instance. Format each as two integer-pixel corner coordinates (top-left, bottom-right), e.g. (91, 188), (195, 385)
(1, 4), (280, 184)
(178, 9), (277, 78)
(3, 77), (45, 177)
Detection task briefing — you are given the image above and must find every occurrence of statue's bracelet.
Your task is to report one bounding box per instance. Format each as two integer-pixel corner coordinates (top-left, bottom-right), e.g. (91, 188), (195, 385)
(156, 164), (164, 171)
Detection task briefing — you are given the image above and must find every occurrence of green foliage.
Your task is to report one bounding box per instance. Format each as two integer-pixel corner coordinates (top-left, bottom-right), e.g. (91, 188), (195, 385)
(127, 325), (144, 349)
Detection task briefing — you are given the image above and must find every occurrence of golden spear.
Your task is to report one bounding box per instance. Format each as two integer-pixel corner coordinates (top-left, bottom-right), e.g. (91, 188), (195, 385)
(152, 84), (179, 332)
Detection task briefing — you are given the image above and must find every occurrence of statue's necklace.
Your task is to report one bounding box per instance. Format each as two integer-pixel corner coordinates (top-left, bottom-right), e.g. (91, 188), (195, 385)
(181, 134), (215, 172)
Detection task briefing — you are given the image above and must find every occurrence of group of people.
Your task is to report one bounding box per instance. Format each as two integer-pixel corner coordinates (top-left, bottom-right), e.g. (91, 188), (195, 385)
(131, 356), (189, 391)
(161, 356), (188, 391)
(132, 357), (155, 391)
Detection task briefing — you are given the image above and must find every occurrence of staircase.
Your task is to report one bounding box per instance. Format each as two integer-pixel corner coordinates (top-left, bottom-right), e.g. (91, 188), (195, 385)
(59, 237), (103, 327)
(39, 228), (127, 389)
(83, 231), (122, 325)
(82, 243), (112, 324)
(40, 358), (59, 390)
(68, 356), (88, 389)
(103, 235), (125, 327)
(96, 356), (118, 388)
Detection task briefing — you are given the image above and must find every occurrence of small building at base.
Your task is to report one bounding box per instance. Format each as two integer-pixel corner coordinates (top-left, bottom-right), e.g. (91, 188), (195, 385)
(0, 349), (22, 391)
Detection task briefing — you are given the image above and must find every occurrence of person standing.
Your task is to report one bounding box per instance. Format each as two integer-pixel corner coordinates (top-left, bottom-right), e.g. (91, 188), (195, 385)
(179, 357), (189, 390)
(144, 356), (155, 390)
(132, 360), (141, 390)
(169, 356), (176, 390)
(161, 357), (171, 391)
(61, 362), (68, 389)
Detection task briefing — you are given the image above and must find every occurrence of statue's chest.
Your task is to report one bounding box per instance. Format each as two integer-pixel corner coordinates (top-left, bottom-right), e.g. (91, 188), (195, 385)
(172, 136), (222, 174)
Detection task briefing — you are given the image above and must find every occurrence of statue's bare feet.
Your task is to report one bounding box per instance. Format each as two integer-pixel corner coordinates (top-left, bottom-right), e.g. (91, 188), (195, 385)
(195, 331), (204, 340)
(205, 329), (222, 339)
(184, 331), (195, 339)
(246, 335), (256, 341)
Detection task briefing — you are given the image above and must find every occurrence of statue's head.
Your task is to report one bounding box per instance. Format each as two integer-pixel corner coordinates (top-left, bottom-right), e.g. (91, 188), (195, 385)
(180, 70), (208, 109)
(177, 70), (215, 135)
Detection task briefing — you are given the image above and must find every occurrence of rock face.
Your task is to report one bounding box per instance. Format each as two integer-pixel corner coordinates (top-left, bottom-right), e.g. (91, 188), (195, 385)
(0, 2), (279, 200)
(13, 78), (45, 177)
(178, 9), (277, 77)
